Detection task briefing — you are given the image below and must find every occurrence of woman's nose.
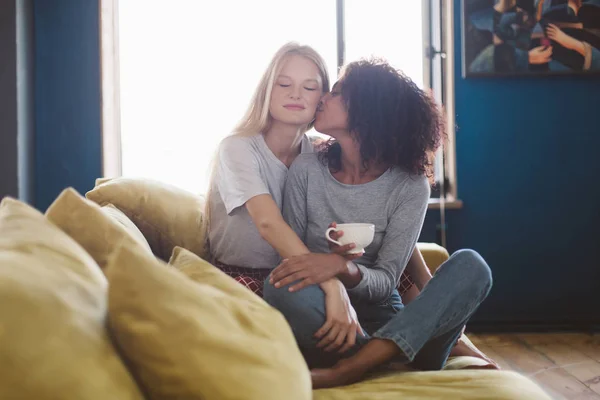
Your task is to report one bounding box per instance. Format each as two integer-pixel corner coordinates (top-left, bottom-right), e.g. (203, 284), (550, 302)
(290, 86), (301, 99)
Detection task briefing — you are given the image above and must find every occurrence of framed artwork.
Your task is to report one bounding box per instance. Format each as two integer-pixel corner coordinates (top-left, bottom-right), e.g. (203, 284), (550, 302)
(462, 0), (600, 76)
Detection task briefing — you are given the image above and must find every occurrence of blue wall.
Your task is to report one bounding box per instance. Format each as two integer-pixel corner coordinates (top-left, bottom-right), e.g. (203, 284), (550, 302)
(34, 0), (102, 211)
(421, 0), (600, 329)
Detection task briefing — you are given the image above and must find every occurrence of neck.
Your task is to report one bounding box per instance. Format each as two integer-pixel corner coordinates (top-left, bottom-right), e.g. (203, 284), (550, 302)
(335, 135), (388, 184)
(263, 120), (306, 167)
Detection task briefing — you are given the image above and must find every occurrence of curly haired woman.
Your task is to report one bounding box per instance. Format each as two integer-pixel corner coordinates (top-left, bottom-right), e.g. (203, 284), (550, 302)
(264, 58), (495, 388)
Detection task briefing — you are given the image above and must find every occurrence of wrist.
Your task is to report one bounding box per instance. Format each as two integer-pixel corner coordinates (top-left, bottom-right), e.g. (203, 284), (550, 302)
(333, 254), (350, 277)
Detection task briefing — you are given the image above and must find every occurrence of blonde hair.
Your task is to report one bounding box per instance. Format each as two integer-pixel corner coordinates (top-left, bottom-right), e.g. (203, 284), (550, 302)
(234, 42), (330, 136)
(200, 42), (330, 257)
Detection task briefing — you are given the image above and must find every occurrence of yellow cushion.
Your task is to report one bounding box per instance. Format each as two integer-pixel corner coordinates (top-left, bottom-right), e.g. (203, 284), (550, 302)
(45, 188), (153, 271)
(0, 197), (143, 400)
(417, 242), (450, 274)
(95, 177), (114, 186)
(314, 370), (551, 400)
(86, 177), (206, 260)
(101, 203), (152, 253)
(169, 246), (266, 307)
(106, 244), (311, 400)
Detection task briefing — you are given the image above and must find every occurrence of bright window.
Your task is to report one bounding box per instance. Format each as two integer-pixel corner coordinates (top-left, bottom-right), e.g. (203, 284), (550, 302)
(345, 0), (424, 88)
(116, 1), (437, 196)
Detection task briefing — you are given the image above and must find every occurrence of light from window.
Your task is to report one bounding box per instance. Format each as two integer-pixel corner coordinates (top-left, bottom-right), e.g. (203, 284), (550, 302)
(345, 0), (424, 88)
(118, 1), (425, 195)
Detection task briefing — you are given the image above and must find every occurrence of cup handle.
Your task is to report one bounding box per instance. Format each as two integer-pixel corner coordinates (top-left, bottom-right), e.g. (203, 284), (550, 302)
(325, 227), (343, 246)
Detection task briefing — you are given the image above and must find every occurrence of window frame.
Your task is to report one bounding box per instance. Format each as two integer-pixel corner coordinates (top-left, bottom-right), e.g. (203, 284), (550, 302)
(99, 0), (122, 179)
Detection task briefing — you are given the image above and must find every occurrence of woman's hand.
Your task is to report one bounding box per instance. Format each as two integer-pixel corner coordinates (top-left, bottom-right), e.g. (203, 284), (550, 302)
(529, 45), (553, 64)
(546, 24), (570, 47)
(327, 222), (364, 261)
(317, 279), (365, 353)
(546, 24), (586, 56)
(270, 253), (347, 292)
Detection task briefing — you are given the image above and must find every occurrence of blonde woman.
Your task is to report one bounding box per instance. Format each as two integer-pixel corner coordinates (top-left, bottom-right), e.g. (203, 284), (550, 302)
(206, 42), (420, 351)
(206, 43), (363, 332)
(206, 42), (327, 286)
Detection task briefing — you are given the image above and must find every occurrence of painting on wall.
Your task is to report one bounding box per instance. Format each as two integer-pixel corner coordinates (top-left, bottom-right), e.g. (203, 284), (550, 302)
(462, 0), (600, 76)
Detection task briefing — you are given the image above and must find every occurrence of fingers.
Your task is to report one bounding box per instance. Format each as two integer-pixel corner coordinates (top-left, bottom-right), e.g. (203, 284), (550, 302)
(324, 328), (348, 352)
(274, 271), (308, 290)
(338, 323), (357, 353)
(317, 325), (341, 349)
(331, 243), (355, 255)
(542, 46), (553, 59)
(546, 24), (561, 41)
(270, 260), (301, 285)
(345, 251), (364, 261)
(269, 262), (285, 284)
(317, 320), (359, 352)
(288, 277), (314, 292)
(534, 45), (552, 54)
(315, 319), (333, 339)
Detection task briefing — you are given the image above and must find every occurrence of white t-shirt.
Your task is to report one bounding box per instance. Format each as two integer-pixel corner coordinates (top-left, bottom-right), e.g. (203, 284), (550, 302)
(208, 134), (313, 269)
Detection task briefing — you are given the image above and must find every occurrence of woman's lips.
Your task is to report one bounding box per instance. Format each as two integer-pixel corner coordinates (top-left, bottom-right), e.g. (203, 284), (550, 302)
(284, 105), (305, 110)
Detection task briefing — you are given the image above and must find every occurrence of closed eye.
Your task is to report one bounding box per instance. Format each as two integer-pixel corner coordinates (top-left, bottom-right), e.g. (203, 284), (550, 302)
(279, 84), (291, 88)
(304, 87), (317, 91)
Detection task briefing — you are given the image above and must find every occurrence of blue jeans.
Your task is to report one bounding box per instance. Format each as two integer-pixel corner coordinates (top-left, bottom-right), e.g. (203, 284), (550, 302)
(264, 249), (492, 370)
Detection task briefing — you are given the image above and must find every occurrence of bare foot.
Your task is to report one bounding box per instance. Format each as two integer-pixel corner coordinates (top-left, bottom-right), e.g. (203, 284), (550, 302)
(450, 340), (500, 370)
(311, 359), (368, 389)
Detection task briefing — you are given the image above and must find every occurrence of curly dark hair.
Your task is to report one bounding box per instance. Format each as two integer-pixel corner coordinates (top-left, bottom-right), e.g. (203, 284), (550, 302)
(319, 58), (446, 179)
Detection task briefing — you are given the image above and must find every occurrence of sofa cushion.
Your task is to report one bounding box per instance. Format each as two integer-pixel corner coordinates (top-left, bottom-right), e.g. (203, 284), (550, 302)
(314, 370), (552, 400)
(416, 242), (450, 274)
(0, 197), (143, 400)
(105, 244), (311, 400)
(101, 203), (152, 253)
(86, 177), (206, 261)
(46, 188), (153, 270)
(169, 246), (267, 307)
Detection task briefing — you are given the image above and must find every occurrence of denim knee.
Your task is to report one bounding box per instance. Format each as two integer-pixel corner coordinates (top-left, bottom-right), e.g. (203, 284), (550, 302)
(263, 279), (327, 348)
(449, 249), (493, 295)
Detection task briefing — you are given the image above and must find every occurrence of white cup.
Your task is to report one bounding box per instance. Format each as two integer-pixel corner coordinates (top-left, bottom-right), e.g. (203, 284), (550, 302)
(325, 223), (375, 254)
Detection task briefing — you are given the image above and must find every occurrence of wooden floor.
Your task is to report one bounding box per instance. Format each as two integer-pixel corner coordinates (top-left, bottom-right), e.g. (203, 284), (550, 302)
(469, 333), (600, 399)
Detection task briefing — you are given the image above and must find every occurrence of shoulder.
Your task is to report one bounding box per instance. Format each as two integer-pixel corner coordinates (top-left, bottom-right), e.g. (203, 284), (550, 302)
(218, 135), (262, 164)
(219, 135), (256, 153)
(290, 152), (319, 173)
(389, 169), (431, 201)
(287, 153), (320, 184)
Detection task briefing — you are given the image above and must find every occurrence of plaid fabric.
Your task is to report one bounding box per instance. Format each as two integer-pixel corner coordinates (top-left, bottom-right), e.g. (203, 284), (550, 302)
(398, 271), (414, 297)
(215, 260), (415, 298)
(214, 261), (272, 297)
